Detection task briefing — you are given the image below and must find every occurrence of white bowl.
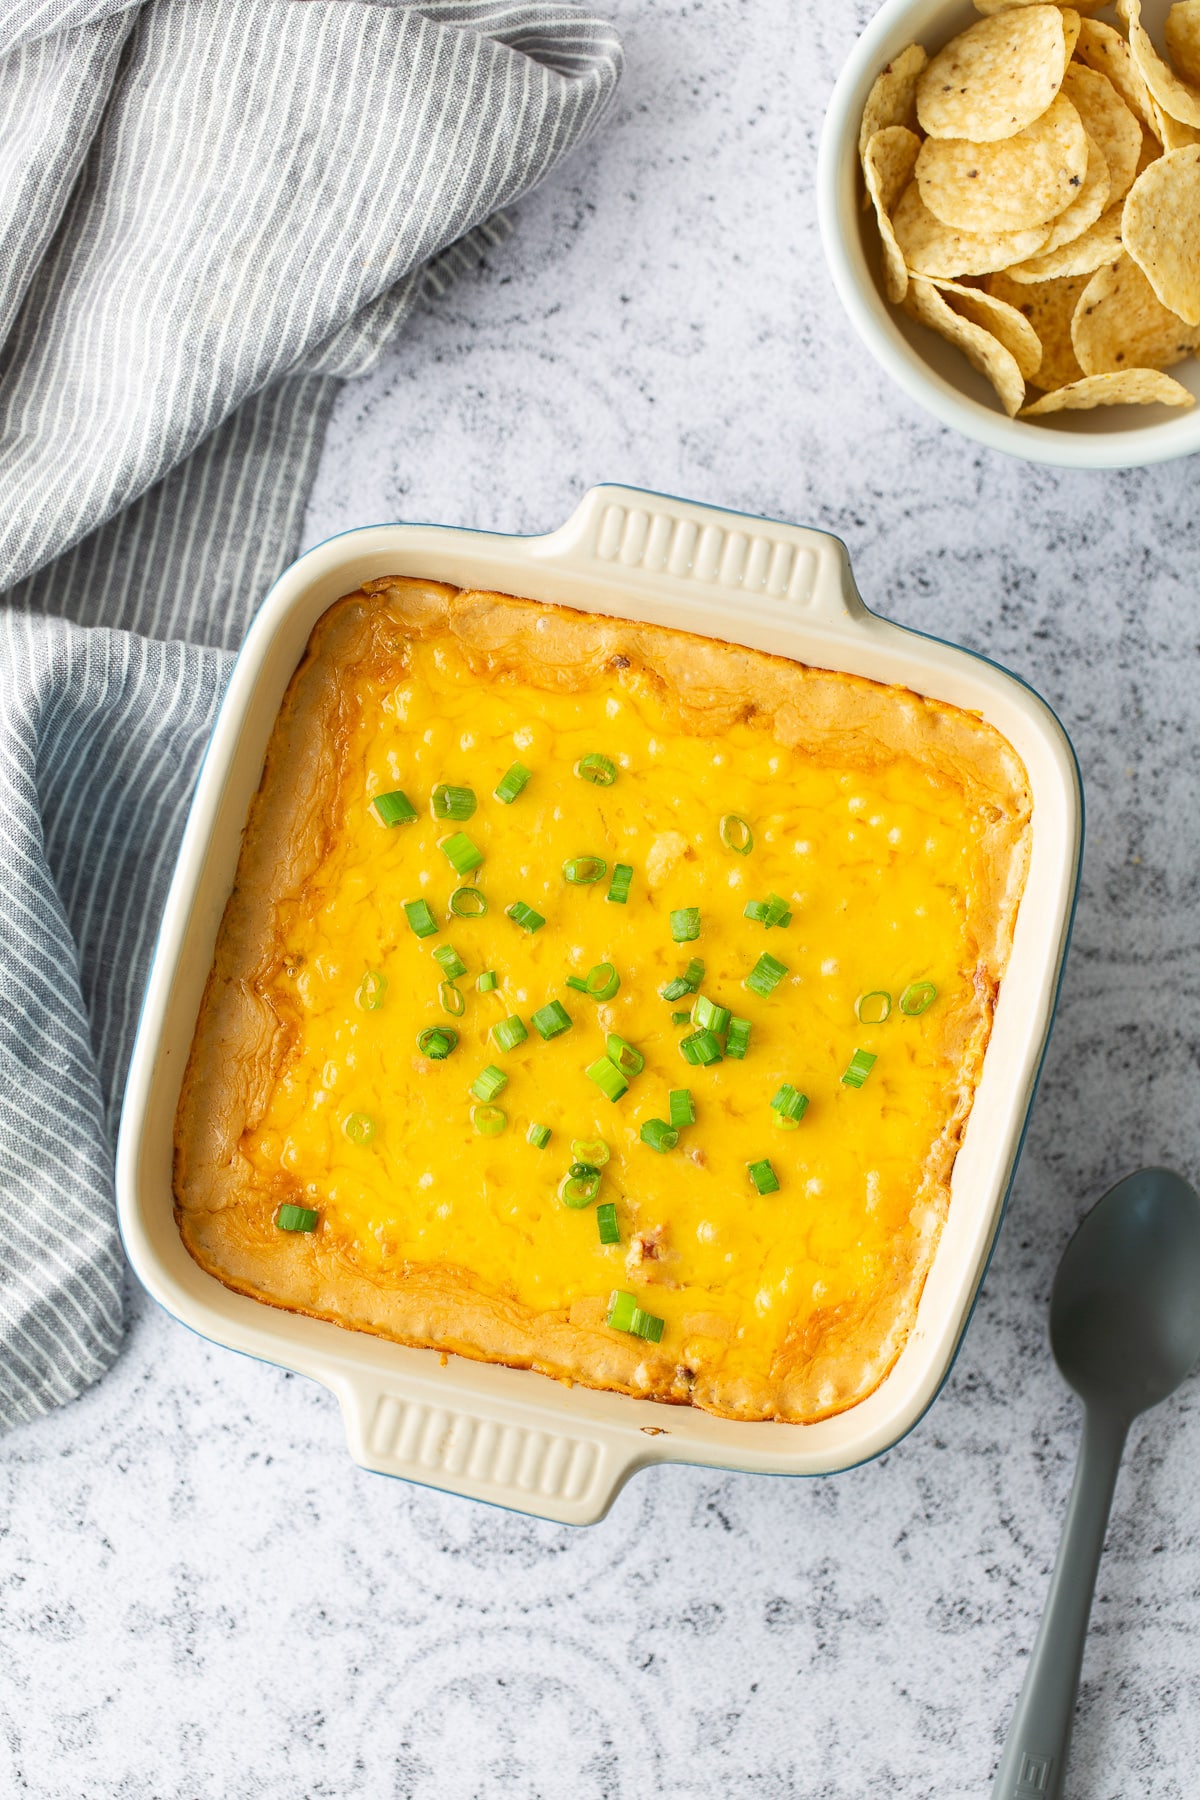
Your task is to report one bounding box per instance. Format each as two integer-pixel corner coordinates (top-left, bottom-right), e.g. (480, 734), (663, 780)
(817, 0), (1200, 468)
(116, 486), (1081, 1523)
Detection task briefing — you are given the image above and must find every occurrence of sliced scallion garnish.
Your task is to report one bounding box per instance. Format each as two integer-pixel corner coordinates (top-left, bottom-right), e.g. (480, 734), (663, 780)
(476, 969), (498, 993)
(276, 1203), (319, 1233)
(563, 856), (607, 885)
(355, 970), (387, 1011)
(842, 1048), (877, 1088)
(669, 1089), (695, 1128)
(596, 1202), (620, 1245)
(606, 1289), (638, 1332)
(745, 894), (791, 929)
(417, 1026), (457, 1059)
(856, 990), (892, 1024)
(344, 1113), (375, 1146)
(680, 1028), (723, 1066)
(587, 1056), (628, 1102)
(531, 1000), (572, 1040)
(692, 994), (731, 1036)
(471, 1065), (508, 1102)
(494, 762), (532, 805)
(472, 1104), (507, 1136)
(506, 900), (545, 934)
(670, 907), (701, 943)
(450, 886), (487, 918)
(745, 952), (787, 997)
(560, 1169), (601, 1207)
(719, 813), (753, 855)
(527, 1122), (552, 1149)
(372, 790), (417, 827)
(570, 1137), (610, 1167)
(586, 962), (620, 1000)
(566, 975), (588, 993)
(404, 898), (439, 939)
(660, 957), (704, 1002)
(575, 752), (618, 786)
(492, 1015), (528, 1052)
(431, 783), (476, 822)
(607, 863), (632, 905)
(770, 1083), (808, 1122)
(899, 981), (938, 1016)
(438, 982), (465, 1016)
(747, 1158), (780, 1195)
(725, 1017), (752, 1059)
(433, 944), (467, 980)
(439, 831), (484, 875)
(606, 1034), (644, 1078)
(639, 1118), (678, 1154)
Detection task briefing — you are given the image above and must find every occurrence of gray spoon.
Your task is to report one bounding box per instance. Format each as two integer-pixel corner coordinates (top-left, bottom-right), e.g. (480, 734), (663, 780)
(991, 1166), (1200, 1800)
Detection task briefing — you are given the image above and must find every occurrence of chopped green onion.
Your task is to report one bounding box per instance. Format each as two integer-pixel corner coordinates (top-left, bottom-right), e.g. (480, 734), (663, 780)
(693, 994), (731, 1036)
(433, 944), (467, 980)
(774, 1113), (802, 1132)
(431, 783), (476, 822)
(566, 975), (588, 993)
(670, 907), (701, 943)
(747, 1158), (780, 1195)
(476, 970), (498, 993)
(680, 1028), (723, 1066)
(438, 982), (465, 1016)
(355, 970), (387, 1011)
(587, 1057), (628, 1102)
(631, 1308), (665, 1343)
(575, 752), (618, 787)
(745, 952), (787, 997)
(669, 1089), (695, 1128)
(404, 898), (439, 939)
(744, 900), (768, 923)
(671, 1010), (691, 1024)
(450, 886), (487, 918)
(439, 831), (484, 875)
(527, 1122), (552, 1149)
(570, 1137), (610, 1167)
(596, 1203), (620, 1245)
(842, 1048), (877, 1088)
(725, 1017), (752, 1059)
(563, 856), (607, 885)
(719, 813), (754, 855)
(472, 1104), (507, 1136)
(344, 1113), (375, 1146)
(492, 1015), (528, 1052)
(276, 1203), (318, 1233)
(471, 1065), (508, 1102)
(569, 1160), (600, 1180)
(494, 762), (532, 805)
(771, 1083), (809, 1122)
(606, 1034), (645, 1078)
(531, 1000), (573, 1040)
(857, 990), (892, 1024)
(745, 895), (792, 929)
(506, 900), (545, 934)
(417, 1026), (457, 1059)
(560, 1170), (601, 1207)
(900, 981), (938, 1017)
(586, 962), (620, 1001)
(607, 863), (632, 905)
(606, 1289), (638, 1332)
(640, 1118), (679, 1154)
(660, 957), (705, 1002)
(372, 790), (417, 827)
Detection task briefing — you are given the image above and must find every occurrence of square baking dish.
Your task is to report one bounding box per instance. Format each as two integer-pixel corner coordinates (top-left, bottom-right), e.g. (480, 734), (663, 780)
(116, 485), (1081, 1525)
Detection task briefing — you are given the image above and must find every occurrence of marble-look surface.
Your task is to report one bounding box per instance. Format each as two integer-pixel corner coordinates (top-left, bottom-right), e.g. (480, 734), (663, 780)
(5, 2), (1200, 1795)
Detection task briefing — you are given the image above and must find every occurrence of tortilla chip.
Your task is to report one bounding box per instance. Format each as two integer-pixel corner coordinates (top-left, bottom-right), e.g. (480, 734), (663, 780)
(931, 278), (1044, 377)
(859, 45), (929, 164)
(1075, 19), (1161, 136)
(892, 179), (1054, 276)
(914, 94), (1088, 232)
(904, 277), (1028, 414)
(1072, 251), (1200, 371)
(1061, 63), (1143, 202)
(1061, 7), (1083, 60)
(1120, 0), (1200, 128)
(1166, 0), (1200, 87)
(916, 9), (1068, 142)
(864, 127), (923, 304)
(1020, 367), (1195, 410)
(973, 0), (1104, 10)
(987, 269), (1091, 388)
(1154, 103), (1200, 147)
(1002, 199), (1126, 279)
(1122, 144), (1200, 323)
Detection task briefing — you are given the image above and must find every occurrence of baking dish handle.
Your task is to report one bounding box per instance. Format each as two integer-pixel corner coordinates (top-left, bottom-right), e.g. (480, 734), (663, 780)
(331, 1374), (651, 1526)
(531, 484), (868, 625)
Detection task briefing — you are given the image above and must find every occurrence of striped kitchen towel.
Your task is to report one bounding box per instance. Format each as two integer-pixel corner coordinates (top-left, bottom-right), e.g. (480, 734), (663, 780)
(0, 0), (622, 1429)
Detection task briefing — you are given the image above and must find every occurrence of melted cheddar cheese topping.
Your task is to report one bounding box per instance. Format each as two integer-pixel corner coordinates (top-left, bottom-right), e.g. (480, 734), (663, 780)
(242, 627), (992, 1406)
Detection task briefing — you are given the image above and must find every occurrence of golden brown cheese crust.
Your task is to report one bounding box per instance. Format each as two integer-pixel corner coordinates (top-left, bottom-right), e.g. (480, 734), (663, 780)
(174, 580), (1032, 1423)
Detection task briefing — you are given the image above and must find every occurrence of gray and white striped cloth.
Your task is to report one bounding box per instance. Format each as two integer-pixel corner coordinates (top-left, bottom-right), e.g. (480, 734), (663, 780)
(0, 0), (622, 1429)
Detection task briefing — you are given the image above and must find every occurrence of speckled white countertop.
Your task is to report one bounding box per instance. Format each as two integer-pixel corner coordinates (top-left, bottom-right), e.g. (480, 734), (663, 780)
(5, 3), (1200, 1795)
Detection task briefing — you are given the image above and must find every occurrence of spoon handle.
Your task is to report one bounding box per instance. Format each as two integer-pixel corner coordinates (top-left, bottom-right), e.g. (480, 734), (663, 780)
(990, 1406), (1128, 1800)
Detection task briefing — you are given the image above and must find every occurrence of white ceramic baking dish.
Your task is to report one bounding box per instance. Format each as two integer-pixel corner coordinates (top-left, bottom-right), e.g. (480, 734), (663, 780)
(116, 485), (1081, 1525)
